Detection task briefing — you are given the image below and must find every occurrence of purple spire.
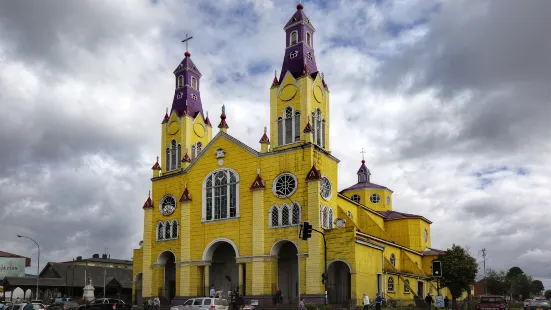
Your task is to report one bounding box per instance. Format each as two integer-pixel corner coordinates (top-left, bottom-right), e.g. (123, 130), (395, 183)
(279, 2), (318, 82)
(357, 160), (371, 183)
(171, 50), (204, 118)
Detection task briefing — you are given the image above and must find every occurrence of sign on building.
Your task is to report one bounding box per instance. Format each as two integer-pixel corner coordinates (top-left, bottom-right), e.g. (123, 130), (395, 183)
(435, 296), (445, 308)
(0, 257), (26, 279)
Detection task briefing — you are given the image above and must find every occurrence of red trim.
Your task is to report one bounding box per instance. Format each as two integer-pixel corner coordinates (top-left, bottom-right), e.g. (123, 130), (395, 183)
(182, 151), (192, 163)
(151, 161), (161, 170)
(303, 122), (313, 133)
(179, 187), (192, 202)
(305, 164), (321, 181)
(271, 76), (279, 88)
(142, 196), (153, 209)
(259, 132), (270, 144)
(250, 174), (266, 190)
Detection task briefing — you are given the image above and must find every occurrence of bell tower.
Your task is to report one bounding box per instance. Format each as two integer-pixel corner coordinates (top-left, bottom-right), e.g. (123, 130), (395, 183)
(160, 34), (212, 174)
(269, 2), (331, 152)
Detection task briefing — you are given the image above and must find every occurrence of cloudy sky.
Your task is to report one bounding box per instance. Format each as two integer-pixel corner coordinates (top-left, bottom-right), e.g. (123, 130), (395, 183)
(1, 0), (550, 287)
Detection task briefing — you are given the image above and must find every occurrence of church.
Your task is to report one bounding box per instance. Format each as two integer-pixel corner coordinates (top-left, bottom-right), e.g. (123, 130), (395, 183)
(132, 2), (452, 307)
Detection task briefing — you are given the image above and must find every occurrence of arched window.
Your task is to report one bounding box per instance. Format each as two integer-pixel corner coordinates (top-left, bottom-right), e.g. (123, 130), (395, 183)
(290, 31), (298, 45)
(312, 109), (323, 148)
(165, 221), (171, 239)
(328, 208), (334, 229)
(165, 147), (170, 171)
(191, 145), (196, 160)
(351, 194), (361, 203)
(321, 119), (326, 149)
(388, 277), (395, 292)
(157, 222), (164, 241)
(404, 279), (410, 293)
(191, 77), (197, 90)
(277, 117), (283, 146)
(292, 203), (300, 225)
(177, 144), (182, 169)
(171, 140), (177, 170)
(294, 111), (301, 142)
(203, 169), (239, 221)
(390, 254), (396, 267)
(177, 76), (184, 88)
(171, 220), (178, 239)
(281, 205), (290, 226)
(270, 206), (279, 228)
(285, 107), (293, 144)
(306, 32), (311, 47)
(322, 206), (328, 229)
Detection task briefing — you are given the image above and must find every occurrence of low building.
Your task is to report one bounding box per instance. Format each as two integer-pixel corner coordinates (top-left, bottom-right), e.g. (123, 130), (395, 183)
(1, 254), (132, 302)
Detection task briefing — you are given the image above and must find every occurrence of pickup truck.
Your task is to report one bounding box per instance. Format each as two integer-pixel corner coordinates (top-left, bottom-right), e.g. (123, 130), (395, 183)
(78, 298), (131, 310)
(476, 296), (508, 310)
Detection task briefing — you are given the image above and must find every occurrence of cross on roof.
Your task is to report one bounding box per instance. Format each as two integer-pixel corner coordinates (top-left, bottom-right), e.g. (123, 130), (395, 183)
(156, 156), (159, 162)
(360, 148), (366, 161)
(182, 33), (193, 52)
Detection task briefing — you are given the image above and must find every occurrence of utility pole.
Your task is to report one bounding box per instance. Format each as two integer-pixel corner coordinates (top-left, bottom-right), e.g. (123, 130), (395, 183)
(482, 249), (487, 295)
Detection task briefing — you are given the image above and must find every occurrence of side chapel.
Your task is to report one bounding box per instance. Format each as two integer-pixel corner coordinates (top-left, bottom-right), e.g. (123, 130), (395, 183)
(132, 2), (451, 307)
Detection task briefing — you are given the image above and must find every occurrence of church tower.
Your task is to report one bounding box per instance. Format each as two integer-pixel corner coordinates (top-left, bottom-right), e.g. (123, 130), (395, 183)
(160, 37), (212, 174)
(269, 2), (331, 152)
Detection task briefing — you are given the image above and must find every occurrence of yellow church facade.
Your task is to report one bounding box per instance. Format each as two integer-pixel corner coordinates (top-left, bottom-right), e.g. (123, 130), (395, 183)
(132, 2), (452, 307)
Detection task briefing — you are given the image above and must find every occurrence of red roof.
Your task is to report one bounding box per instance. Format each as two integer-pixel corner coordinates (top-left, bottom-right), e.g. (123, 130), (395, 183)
(377, 210), (432, 224)
(0, 251), (26, 258)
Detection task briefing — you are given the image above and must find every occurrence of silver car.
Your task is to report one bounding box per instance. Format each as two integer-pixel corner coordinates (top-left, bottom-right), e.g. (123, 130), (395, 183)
(171, 298), (228, 310)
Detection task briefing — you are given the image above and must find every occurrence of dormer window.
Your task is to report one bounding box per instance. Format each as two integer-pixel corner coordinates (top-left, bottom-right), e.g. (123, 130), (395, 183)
(177, 76), (184, 88)
(177, 92), (183, 99)
(306, 32), (311, 47)
(290, 31), (298, 46)
(290, 51), (298, 59)
(191, 77), (198, 90)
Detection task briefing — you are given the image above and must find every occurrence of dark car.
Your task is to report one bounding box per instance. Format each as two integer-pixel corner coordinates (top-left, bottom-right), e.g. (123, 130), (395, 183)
(47, 301), (80, 310)
(527, 300), (551, 310)
(476, 296), (508, 310)
(78, 299), (130, 310)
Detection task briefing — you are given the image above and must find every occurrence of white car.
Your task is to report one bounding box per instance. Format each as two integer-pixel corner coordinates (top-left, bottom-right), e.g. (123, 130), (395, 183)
(171, 298), (228, 310)
(524, 300), (532, 309)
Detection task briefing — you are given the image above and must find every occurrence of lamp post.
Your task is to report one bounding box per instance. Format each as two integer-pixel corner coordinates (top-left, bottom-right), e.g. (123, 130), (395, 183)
(17, 235), (40, 300)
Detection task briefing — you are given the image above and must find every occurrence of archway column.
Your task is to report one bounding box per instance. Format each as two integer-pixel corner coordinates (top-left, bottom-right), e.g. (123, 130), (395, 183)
(305, 177), (324, 297)
(251, 182), (266, 295)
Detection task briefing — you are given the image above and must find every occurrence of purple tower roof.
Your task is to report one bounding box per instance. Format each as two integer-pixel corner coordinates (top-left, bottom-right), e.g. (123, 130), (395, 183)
(279, 3), (318, 82)
(171, 52), (204, 118)
(340, 160), (393, 193)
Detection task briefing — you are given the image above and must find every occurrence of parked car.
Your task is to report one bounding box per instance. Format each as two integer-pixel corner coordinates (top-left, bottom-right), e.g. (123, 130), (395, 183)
(476, 296), (508, 310)
(170, 298), (229, 310)
(47, 301), (80, 310)
(78, 299), (130, 310)
(525, 300), (533, 310)
(527, 300), (551, 310)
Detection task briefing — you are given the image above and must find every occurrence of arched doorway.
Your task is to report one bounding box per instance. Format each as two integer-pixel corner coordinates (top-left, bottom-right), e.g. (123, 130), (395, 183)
(327, 260), (351, 305)
(272, 240), (298, 304)
(204, 240), (239, 296)
(158, 251), (176, 302)
(135, 273), (143, 305)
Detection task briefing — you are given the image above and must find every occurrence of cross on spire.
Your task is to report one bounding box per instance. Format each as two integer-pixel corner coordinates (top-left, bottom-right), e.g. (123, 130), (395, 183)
(360, 148), (366, 161)
(182, 33), (193, 53)
(156, 156), (159, 162)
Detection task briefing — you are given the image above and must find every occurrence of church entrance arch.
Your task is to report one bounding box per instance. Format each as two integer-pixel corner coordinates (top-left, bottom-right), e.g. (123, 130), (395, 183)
(204, 239), (239, 296)
(157, 251), (176, 302)
(327, 260), (351, 305)
(271, 240), (298, 304)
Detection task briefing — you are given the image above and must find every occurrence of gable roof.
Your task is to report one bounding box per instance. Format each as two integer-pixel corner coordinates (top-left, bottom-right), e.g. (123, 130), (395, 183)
(37, 262), (132, 289)
(0, 251), (28, 258)
(377, 210), (432, 224)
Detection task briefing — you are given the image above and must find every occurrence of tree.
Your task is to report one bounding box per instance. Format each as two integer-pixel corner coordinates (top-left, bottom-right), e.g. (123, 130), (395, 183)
(531, 280), (544, 296)
(544, 290), (551, 299)
(506, 267), (524, 279)
(437, 245), (478, 308)
(486, 269), (508, 295)
(510, 273), (533, 300)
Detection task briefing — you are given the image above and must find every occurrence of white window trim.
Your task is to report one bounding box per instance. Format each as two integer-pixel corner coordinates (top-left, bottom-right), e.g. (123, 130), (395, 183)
(306, 32), (311, 47)
(279, 107), (299, 146)
(370, 193), (381, 204)
(191, 77), (198, 90)
(156, 220), (179, 242)
(312, 109), (324, 148)
(328, 208), (334, 229)
(289, 30), (298, 46)
(404, 279), (410, 294)
(166, 140), (181, 172)
(388, 277), (395, 293)
(269, 202), (301, 229)
(390, 253), (396, 267)
(159, 195), (177, 216)
(320, 176), (332, 201)
(272, 172), (298, 198)
(201, 168), (240, 222)
(351, 194), (361, 204)
(177, 75), (184, 88)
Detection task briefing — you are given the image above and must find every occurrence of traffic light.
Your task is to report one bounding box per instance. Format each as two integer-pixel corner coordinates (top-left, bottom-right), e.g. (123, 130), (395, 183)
(432, 260), (442, 277)
(322, 273), (328, 284)
(302, 222), (313, 240)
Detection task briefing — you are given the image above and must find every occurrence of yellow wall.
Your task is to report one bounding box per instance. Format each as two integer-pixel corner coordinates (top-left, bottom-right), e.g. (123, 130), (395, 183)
(343, 188), (392, 212)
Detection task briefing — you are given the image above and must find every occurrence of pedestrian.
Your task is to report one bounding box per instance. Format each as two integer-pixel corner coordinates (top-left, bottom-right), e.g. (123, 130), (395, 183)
(444, 296), (449, 310)
(154, 296), (160, 310)
(299, 299), (305, 310)
(425, 294), (433, 310)
(275, 287), (282, 305)
(210, 286), (215, 298)
(363, 293), (370, 310)
(23, 301), (33, 310)
(148, 297), (153, 310)
(0, 299), (5, 310)
(375, 293), (382, 310)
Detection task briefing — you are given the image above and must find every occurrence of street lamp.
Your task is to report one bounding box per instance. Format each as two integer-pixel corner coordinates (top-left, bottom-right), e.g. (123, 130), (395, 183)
(17, 235), (40, 300)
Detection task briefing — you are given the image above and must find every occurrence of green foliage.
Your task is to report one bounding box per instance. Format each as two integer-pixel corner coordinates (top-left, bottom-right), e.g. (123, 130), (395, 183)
(507, 267), (524, 279)
(510, 273), (532, 300)
(437, 244), (478, 299)
(531, 280), (544, 295)
(486, 269), (509, 295)
(304, 303), (318, 310)
(318, 305), (333, 310)
(544, 290), (551, 299)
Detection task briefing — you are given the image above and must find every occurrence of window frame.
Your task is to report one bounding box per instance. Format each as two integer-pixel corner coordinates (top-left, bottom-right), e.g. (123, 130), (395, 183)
(272, 172), (298, 198)
(390, 253), (396, 267)
(387, 277), (395, 292)
(351, 194), (361, 204)
(306, 32), (311, 47)
(177, 75), (184, 88)
(202, 168), (240, 222)
(290, 30), (298, 46)
(269, 202), (301, 229)
(191, 77), (198, 90)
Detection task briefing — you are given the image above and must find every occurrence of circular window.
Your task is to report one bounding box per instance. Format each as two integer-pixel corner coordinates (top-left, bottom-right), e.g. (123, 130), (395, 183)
(424, 229), (428, 243)
(273, 173), (298, 198)
(370, 193), (380, 204)
(160, 195), (176, 216)
(351, 194), (361, 204)
(386, 196), (391, 205)
(320, 177), (332, 200)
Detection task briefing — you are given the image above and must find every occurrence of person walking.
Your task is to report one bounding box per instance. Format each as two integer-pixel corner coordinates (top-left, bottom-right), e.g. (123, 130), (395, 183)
(210, 287), (215, 298)
(444, 296), (449, 310)
(375, 293), (383, 310)
(275, 287), (282, 305)
(362, 293), (370, 310)
(23, 301), (33, 310)
(425, 294), (433, 310)
(299, 299), (305, 310)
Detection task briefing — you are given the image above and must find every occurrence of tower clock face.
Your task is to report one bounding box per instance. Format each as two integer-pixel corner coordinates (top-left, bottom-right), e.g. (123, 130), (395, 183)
(160, 196), (176, 216)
